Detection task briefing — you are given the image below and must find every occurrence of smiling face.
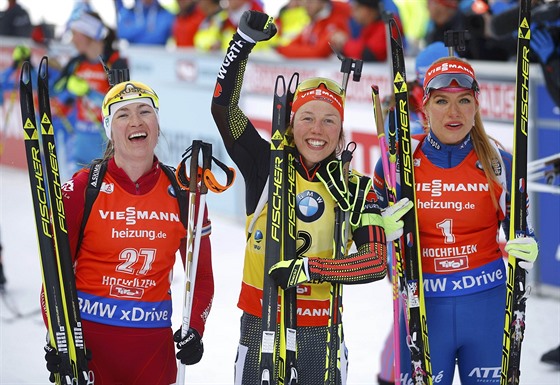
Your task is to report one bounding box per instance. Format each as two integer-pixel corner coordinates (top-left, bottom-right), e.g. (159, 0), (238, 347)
(424, 89), (478, 145)
(110, 102), (159, 163)
(292, 100), (342, 169)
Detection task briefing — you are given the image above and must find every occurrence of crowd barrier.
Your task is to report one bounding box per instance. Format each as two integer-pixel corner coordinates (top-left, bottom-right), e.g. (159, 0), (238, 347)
(1, 37), (558, 294)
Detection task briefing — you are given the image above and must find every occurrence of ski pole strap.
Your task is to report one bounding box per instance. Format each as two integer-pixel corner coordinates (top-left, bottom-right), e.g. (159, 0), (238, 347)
(176, 143), (236, 193)
(203, 153), (236, 193)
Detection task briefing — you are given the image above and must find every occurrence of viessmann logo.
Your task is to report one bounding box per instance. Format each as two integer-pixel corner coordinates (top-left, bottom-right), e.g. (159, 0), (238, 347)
(417, 180), (489, 197)
(98, 207), (180, 225)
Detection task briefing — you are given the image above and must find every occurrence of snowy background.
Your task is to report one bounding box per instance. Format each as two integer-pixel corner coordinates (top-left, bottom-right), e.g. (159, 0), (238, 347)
(1, 164), (559, 384)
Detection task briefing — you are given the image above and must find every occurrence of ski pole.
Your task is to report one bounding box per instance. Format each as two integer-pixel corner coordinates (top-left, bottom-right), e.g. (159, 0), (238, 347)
(443, 30), (470, 57)
(176, 140), (211, 385)
(323, 50), (363, 385)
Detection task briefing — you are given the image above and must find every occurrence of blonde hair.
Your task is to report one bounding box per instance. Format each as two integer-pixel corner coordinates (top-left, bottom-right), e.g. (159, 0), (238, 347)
(100, 140), (115, 162)
(471, 111), (502, 209)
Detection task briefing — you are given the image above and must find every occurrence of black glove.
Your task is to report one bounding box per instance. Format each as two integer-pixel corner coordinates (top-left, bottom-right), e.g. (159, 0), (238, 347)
(44, 344), (61, 383)
(44, 343), (92, 383)
(237, 10), (277, 43)
(174, 328), (204, 365)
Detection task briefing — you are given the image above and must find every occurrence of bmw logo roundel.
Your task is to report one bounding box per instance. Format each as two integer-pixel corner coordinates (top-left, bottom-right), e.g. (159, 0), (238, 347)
(296, 190), (325, 223)
(254, 230), (263, 243)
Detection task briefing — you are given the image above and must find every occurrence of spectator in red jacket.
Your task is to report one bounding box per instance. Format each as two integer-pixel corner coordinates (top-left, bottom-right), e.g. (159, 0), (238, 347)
(330, 0), (402, 62)
(276, 0), (351, 58)
(173, 0), (205, 47)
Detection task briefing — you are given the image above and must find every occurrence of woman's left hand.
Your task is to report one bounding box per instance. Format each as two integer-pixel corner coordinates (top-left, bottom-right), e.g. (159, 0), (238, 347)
(505, 237), (538, 270)
(174, 328), (204, 365)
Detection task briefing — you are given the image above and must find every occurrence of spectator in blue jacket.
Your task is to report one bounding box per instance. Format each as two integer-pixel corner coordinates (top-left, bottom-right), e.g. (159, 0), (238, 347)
(115, 0), (175, 45)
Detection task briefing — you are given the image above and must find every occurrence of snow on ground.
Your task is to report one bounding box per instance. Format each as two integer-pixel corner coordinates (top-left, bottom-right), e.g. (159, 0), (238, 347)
(1, 165), (559, 384)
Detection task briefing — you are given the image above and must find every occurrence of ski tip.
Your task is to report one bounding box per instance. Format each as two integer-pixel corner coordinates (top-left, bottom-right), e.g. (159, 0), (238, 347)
(39, 56), (49, 80)
(275, 75), (287, 97)
(20, 61), (31, 84)
(288, 72), (299, 89)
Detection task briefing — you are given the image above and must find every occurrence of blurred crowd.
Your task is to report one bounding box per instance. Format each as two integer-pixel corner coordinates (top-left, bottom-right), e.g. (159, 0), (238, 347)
(0, 0), (560, 170)
(1, 0), (559, 178)
(1, 0), (559, 62)
(0, 0), (559, 174)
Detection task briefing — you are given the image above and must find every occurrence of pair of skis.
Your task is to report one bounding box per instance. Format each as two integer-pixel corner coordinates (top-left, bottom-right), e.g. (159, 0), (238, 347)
(21, 57), (93, 384)
(260, 73), (299, 385)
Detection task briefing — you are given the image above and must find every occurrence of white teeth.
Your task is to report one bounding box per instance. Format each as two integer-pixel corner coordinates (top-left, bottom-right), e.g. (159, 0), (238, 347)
(129, 132), (147, 139)
(307, 139), (325, 147)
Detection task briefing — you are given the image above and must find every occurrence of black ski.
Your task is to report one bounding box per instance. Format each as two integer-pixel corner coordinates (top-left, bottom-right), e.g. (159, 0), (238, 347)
(20, 57), (92, 385)
(260, 75), (287, 385)
(501, 0), (531, 383)
(280, 73), (300, 385)
(388, 18), (432, 385)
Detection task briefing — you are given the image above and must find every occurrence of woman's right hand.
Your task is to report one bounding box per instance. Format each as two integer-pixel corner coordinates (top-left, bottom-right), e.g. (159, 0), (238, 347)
(381, 197), (414, 242)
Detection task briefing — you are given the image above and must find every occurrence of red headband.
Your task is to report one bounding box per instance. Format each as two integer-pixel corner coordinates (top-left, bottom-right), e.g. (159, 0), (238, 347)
(423, 59), (477, 87)
(291, 84), (345, 121)
(422, 59), (479, 104)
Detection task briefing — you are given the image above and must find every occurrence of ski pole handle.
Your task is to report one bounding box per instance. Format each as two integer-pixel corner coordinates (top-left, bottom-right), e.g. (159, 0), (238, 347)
(200, 142), (212, 194)
(189, 140), (202, 192)
(371, 85), (385, 138)
(371, 85), (392, 194)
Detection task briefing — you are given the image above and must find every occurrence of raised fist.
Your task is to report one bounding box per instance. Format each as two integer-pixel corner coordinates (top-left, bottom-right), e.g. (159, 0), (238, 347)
(237, 10), (277, 43)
